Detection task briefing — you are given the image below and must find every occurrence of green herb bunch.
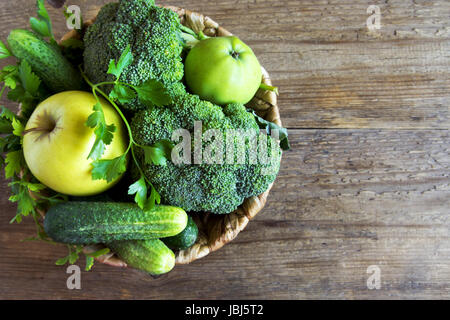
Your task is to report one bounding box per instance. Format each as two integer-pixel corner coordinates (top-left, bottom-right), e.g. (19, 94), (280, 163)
(81, 44), (175, 211)
(0, 0), (117, 270)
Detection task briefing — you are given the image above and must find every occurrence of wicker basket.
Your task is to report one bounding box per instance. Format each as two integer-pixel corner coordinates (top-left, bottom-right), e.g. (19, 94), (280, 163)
(59, 6), (282, 268)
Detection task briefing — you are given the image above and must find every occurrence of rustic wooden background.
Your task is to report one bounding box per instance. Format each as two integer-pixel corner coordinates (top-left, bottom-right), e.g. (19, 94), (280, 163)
(1, 0), (449, 300)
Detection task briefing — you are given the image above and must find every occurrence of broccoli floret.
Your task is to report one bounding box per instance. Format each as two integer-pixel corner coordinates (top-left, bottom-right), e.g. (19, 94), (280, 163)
(131, 92), (282, 214)
(83, 0), (185, 110)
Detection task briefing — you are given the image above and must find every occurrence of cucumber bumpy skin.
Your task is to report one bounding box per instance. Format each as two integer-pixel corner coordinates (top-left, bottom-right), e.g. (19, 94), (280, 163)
(7, 29), (83, 93)
(108, 239), (176, 276)
(43, 202), (188, 245)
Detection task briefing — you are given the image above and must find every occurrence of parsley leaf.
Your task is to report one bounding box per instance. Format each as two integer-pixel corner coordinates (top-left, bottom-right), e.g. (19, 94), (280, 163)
(6, 86), (27, 105)
(5, 150), (24, 179)
(107, 44), (133, 80)
(84, 247), (109, 271)
(142, 139), (174, 166)
(1, 65), (19, 89)
(80, 45), (165, 212)
(0, 134), (20, 155)
(109, 84), (136, 104)
(91, 154), (127, 183)
(55, 256), (69, 266)
(249, 109), (291, 151)
(133, 79), (172, 107)
(0, 105), (17, 122)
(5, 61), (43, 118)
(143, 146), (167, 166)
(1, 65), (18, 75)
(0, 117), (12, 134)
(69, 251), (79, 264)
(85, 256), (94, 271)
(38, 193), (68, 207)
(4, 77), (18, 90)
(128, 175), (148, 210)
(148, 186), (161, 210)
(9, 181), (46, 193)
(19, 60), (41, 97)
(86, 247), (110, 258)
(12, 118), (24, 137)
(29, 17), (52, 38)
(87, 47), (133, 161)
(0, 106), (15, 134)
(0, 40), (11, 59)
(8, 177), (38, 224)
(85, 102), (117, 160)
(128, 175), (161, 211)
(30, 0), (54, 40)
(55, 245), (83, 266)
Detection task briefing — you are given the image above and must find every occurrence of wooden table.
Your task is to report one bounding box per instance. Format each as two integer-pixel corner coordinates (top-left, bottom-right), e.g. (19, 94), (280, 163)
(0, 0), (449, 300)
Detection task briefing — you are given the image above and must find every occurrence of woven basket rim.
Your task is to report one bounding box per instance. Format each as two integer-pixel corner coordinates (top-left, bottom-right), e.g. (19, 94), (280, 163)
(43, 4), (281, 269)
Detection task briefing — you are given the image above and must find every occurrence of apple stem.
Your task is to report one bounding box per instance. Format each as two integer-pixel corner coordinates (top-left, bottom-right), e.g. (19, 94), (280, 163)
(230, 50), (240, 59)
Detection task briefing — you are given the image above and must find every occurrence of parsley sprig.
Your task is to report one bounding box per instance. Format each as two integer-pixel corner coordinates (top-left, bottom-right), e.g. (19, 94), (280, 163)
(0, 0), (111, 270)
(30, 0), (57, 45)
(0, 8), (60, 227)
(56, 245), (110, 271)
(0, 97), (68, 238)
(0, 57), (65, 231)
(249, 109), (291, 151)
(81, 45), (174, 211)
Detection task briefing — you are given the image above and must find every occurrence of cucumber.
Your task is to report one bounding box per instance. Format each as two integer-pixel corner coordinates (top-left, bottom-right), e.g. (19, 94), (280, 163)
(108, 239), (175, 276)
(43, 202), (188, 244)
(7, 29), (83, 92)
(162, 216), (198, 250)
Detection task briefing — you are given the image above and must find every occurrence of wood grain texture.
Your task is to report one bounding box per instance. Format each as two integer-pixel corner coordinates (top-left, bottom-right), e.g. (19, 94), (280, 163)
(0, 0), (449, 300)
(1, 129), (449, 299)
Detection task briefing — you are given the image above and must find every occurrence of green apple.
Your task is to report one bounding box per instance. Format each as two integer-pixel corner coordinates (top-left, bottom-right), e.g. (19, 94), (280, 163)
(184, 36), (262, 105)
(23, 91), (128, 196)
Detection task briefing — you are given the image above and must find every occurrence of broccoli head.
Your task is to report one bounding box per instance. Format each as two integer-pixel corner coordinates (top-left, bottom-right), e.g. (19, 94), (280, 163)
(83, 0), (185, 110)
(131, 91), (282, 214)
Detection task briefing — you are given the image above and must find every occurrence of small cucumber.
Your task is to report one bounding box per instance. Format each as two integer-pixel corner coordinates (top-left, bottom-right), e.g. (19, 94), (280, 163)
(108, 239), (175, 276)
(43, 201), (188, 244)
(7, 29), (83, 92)
(162, 216), (198, 250)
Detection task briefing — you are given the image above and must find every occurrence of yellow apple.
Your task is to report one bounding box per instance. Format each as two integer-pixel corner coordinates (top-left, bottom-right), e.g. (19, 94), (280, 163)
(23, 91), (128, 196)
